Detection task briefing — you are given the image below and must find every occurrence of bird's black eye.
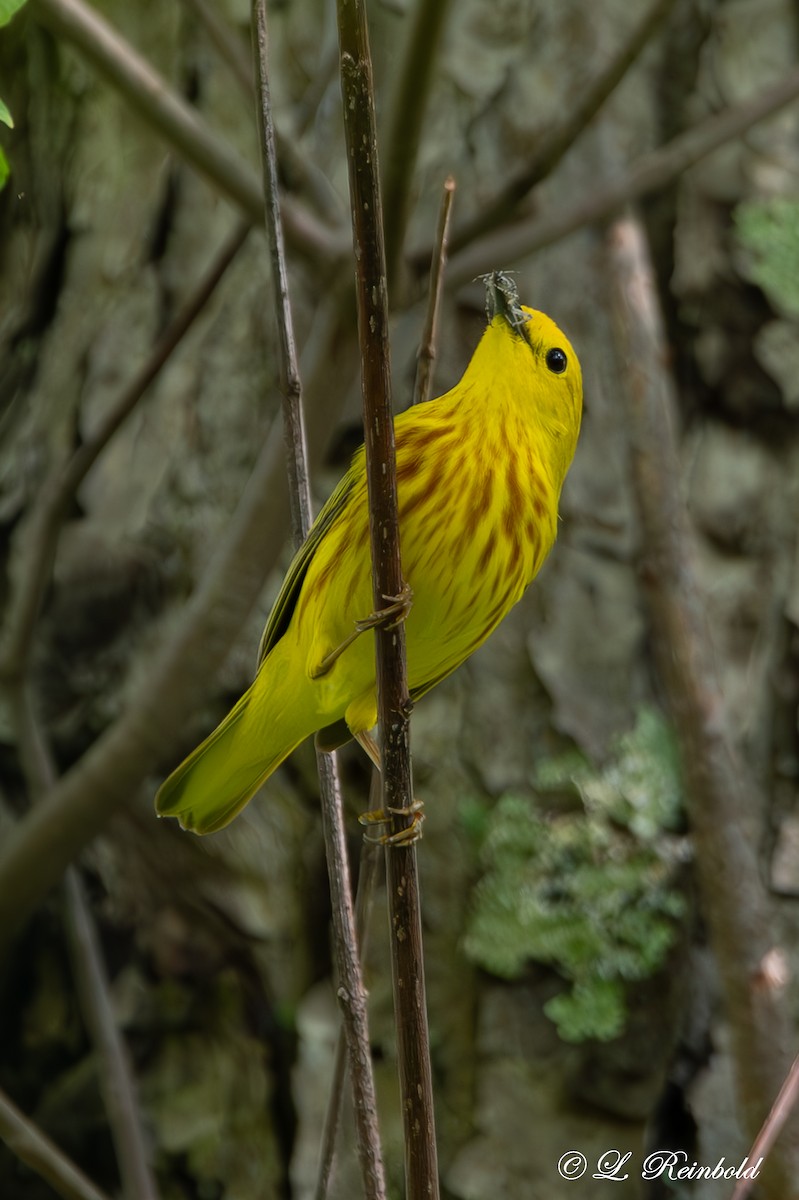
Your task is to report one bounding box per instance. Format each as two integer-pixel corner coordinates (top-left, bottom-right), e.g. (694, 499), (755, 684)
(546, 347), (568, 374)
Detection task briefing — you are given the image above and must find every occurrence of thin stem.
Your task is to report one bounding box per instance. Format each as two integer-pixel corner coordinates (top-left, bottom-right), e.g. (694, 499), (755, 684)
(335, 0), (439, 1195)
(63, 870), (160, 1200)
(0, 220), (250, 687)
(0, 1085), (113, 1200)
(731, 1054), (799, 1200)
(440, 62), (799, 285)
(608, 211), (799, 1198)
(413, 175), (455, 407)
(314, 778), (382, 1200)
(251, 4), (387, 1197)
(12, 692), (159, 1200)
(447, 0), (678, 255)
(382, 0), (454, 288)
(32, 0), (345, 266)
(251, 0), (312, 544)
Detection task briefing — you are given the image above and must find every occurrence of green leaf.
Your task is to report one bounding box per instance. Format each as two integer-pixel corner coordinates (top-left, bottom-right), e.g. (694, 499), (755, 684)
(0, 98), (12, 129)
(0, 145), (9, 191)
(0, 0), (29, 27)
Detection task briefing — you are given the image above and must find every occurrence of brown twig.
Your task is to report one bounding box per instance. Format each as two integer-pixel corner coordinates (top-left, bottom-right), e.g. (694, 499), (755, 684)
(442, 62), (799, 286)
(0, 220), (250, 688)
(250, 3), (312, 547)
(381, 0), (454, 288)
(608, 211), (799, 1199)
(413, 175), (455, 407)
(62, 869), (160, 1200)
(731, 1054), (799, 1200)
(335, 1), (439, 1196)
(12, 691), (158, 1200)
(31, 0), (346, 266)
(0, 1085), (114, 1200)
(314, 779), (382, 1200)
(251, 4), (387, 1197)
(446, 0), (678, 256)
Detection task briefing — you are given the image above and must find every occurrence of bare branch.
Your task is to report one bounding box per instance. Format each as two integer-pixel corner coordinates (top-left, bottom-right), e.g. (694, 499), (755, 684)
(12, 685), (158, 1199)
(382, 0), (454, 287)
(314, 783), (382, 1200)
(608, 211), (799, 1198)
(63, 870), (160, 1200)
(335, 0), (439, 1195)
(251, 4), (387, 1195)
(0, 1086), (113, 1200)
(31, 0), (346, 266)
(413, 175), (455, 407)
(447, 0), (678, 255)
(442, 63), (799, 285)
(251, 2), (312, 545)
(731, 1054), (799, 1200)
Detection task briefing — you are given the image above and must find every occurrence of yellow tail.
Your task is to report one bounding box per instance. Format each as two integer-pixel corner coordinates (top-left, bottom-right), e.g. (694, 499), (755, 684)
(155, 640), (316, 834)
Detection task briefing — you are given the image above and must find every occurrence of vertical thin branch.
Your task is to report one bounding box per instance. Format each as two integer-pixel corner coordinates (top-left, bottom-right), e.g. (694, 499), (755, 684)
(62, 870), (160, 1200)
(251, 4), (387, 1197)
(251, 0), (312, 545)
(314, 780), (382, 1200)
(0, 1086), (114, 1200)
(413, 175), (455, 407)
(608, 212), (799, 1199)
(13, 693), (159, 1200)
(335, 1), (440, 1197)
(382, 0), (454, 287)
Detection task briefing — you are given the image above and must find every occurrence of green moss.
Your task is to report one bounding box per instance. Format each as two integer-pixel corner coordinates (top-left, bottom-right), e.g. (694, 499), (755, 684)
(464, 709), (687, 1043)
(735, 198), (799, 318)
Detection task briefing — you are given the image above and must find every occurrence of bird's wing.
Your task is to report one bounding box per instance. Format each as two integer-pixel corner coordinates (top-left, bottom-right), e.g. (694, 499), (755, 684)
(256, 466), (359, 670)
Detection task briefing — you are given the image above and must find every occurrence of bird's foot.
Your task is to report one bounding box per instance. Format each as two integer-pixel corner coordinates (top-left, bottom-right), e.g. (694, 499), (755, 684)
(359, 797), (425, 845)
(354, 581), (413, 634)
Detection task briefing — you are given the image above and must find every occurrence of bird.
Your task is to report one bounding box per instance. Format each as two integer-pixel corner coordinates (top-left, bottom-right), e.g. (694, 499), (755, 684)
(156, 272), (583, 834)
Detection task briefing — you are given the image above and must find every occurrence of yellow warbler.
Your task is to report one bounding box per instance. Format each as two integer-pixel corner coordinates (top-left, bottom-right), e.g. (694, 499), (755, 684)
(156, 274), (582, 833)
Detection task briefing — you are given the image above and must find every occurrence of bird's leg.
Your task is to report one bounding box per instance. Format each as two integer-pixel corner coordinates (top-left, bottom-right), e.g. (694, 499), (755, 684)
(355, 730), (382, 770)
(309, 583), (413, 679)
(355, 728), (425, 845)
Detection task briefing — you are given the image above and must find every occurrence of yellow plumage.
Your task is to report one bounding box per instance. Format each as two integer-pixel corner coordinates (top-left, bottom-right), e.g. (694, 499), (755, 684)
(156, 290), (582, 833)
